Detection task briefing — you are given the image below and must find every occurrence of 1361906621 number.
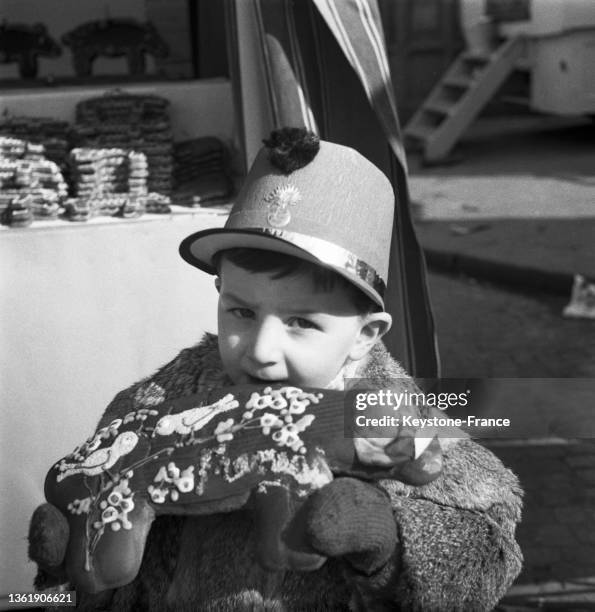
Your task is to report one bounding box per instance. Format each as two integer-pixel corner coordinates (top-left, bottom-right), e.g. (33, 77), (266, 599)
(7, 592), (76, 606)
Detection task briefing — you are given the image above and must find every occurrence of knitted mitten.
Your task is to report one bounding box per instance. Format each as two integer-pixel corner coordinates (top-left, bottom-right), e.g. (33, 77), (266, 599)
(287, 477), (398, 576)
(28, 503), (69, 587)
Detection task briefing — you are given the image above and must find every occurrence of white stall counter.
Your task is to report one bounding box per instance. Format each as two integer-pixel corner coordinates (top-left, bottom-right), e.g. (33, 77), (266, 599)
(0, 209), (226, 605)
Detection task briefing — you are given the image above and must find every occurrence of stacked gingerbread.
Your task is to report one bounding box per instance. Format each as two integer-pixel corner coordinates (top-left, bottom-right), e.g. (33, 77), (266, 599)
(65, 148), (149, 220)
(0, 116), (71, 171)
(74, 92), (173, 196)
(0, 136), (68, 227)
(172, 136), (233, 207)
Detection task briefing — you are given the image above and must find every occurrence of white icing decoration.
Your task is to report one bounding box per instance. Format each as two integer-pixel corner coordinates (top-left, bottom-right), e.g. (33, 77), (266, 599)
(260, 413), (283, 435)
(86, 474), (136, 546)
(148, 461), (196, 503)
(184, 443), (332, 500)
(159, 387), (324, 496)
(214, 418), (235, 443)
(270, 414), (315, 452)
(176, 467), (195, 493)
(101, 506), (118, 523)
(107, 491), (122, 505)
(154, 394), (239, 436)
(123, 407), (160, 425)
(56, 432), (139, 482)
(257, 479), (289, 493)
(67, 497), (92, 515)
(147, 485), (168, 504)
(241, 387), (320, 450)
(254, 448), (332, 489)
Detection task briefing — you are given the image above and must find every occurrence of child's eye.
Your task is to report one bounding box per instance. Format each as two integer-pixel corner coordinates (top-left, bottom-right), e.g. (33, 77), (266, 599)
(230, 308), (254, 320)
(288, 317), (318, 330)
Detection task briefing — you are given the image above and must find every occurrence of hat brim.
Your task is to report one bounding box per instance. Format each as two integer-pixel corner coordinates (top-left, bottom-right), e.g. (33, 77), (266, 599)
(179, 228), (385, 308)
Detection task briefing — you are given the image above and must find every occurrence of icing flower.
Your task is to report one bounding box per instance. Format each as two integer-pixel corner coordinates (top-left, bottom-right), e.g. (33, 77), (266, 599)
(214, 418), (235, 443)
(167, 462), (181, 479)
(148, 485), (168, 504)
(246, 392), (274, 411)
(272, 425), (299, 447)
(67, 497), (92, 515)
(269, 395), (288, 410)
(101, 506), (118, 523)
(260, 413), (283, 435)
(287, 399), (308, 415)
(176, 466), (195, 493)
(119, 498), (134, 513)
(107, 491), (123, 506)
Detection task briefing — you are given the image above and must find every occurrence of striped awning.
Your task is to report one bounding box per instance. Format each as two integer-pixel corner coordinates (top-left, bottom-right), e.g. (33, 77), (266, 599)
(312, 0), (408, 172)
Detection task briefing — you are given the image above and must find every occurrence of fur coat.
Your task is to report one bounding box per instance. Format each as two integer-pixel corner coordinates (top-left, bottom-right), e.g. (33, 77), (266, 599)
(67, 334), (523, 611)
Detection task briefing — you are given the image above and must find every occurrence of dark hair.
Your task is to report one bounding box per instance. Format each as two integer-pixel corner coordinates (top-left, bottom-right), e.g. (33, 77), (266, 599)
(214, 248), (379, 315)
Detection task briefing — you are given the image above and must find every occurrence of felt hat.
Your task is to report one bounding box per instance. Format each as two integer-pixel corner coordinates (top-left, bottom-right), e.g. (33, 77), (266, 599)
(179, 128), (395, 307)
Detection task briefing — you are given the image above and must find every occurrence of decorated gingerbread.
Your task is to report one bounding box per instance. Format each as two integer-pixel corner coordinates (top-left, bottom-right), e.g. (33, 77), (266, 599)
(32, 383), (440, 593)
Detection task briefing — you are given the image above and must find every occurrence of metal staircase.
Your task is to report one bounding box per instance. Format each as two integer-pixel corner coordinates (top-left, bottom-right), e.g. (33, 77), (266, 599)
(404, 36), (527, 162)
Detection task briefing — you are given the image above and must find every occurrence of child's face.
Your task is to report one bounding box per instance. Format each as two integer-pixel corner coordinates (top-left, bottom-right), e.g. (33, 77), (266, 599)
(216, 258), (388, 388)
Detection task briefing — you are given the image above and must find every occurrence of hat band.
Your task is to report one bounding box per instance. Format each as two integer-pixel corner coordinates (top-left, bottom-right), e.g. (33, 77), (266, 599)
(248, 227), (386, 299)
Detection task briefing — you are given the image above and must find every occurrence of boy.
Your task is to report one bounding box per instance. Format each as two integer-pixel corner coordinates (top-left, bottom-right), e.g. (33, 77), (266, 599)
(32, 128), (522, 610)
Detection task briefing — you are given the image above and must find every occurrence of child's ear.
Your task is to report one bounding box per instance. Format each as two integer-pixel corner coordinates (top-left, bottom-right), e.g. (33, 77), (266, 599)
(349, 312), (392, 362)
(214, 277), (221, 293)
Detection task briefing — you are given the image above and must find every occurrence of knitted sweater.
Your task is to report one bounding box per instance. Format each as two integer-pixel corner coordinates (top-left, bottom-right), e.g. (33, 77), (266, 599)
(72, 334), (522, 611)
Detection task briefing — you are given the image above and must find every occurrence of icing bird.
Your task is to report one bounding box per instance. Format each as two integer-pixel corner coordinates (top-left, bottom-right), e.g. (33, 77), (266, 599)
(154, 393), (239, 436)
(57, 432), (139, 482)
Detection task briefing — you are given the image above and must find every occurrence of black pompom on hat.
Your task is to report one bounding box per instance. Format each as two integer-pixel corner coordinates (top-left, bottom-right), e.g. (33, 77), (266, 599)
(263, 127), (320, 174)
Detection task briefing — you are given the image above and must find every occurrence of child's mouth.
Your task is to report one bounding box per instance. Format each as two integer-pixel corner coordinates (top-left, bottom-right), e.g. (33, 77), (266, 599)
(246, 375), (287, 385)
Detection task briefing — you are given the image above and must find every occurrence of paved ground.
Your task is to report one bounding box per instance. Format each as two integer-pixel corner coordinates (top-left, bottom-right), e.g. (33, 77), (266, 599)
(427, 267), (595, 609)
(408, 115), (594, 219)
(417, 218), (595, 294)
(429, 272), (595, 379)
(413, 115), (595, 608)
(408, 116), (595, 294)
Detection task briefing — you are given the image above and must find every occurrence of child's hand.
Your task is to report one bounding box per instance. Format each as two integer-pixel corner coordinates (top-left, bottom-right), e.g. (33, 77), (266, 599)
(286, 478), (398, 576)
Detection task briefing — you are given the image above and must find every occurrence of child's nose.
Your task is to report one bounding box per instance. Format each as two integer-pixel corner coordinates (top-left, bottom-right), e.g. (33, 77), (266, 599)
(247, 318), (282, 367)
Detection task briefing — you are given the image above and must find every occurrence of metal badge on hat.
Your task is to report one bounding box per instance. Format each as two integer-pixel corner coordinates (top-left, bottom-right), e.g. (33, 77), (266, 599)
(265, 184), (301, 228)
